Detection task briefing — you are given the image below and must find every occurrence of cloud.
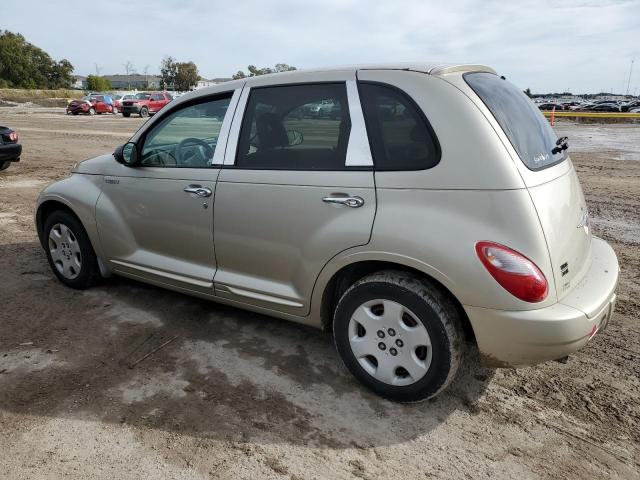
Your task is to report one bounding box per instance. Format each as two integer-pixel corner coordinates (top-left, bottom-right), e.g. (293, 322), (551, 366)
(3, 0), (639, 93)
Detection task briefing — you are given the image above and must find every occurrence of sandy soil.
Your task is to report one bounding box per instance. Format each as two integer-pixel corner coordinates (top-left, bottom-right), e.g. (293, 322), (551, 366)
(0, 110), (638, 479)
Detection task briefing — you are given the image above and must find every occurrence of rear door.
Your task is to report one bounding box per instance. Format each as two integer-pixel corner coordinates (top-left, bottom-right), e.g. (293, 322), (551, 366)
(213, 74), (376, 315)
(464, 72), (591, 298)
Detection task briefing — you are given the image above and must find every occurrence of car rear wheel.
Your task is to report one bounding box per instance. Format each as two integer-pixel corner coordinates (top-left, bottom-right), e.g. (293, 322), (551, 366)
(44, 210), (100, 289)
(140, 107), (149, 118)
(122, 112), (130, 117)
(333, 271), (464, 402)
(0, 161), (11, 171)
(89, 107), (96, 115)
(112, 106), (118, 114)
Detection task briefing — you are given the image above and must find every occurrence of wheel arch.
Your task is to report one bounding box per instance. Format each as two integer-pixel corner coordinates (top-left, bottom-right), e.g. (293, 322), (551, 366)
(36, 199), (80, 248)
(314, 257), (476, 344)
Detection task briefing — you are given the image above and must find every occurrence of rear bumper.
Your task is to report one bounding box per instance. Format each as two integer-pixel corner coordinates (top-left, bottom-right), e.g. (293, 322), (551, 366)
(465, 237), (618, 367)
(0, 143), (22, 162)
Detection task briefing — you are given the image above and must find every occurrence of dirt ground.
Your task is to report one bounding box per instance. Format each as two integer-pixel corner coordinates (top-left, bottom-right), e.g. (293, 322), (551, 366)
(0, 108), (638, 480)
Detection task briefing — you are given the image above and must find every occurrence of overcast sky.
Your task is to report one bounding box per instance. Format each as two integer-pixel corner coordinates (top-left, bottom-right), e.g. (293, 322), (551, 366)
(4, 0), (639, 93)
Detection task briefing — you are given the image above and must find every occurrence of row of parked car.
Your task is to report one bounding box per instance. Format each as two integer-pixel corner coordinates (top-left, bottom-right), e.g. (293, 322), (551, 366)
(66, 92), (175, 117)
(537, 99), (640, 113)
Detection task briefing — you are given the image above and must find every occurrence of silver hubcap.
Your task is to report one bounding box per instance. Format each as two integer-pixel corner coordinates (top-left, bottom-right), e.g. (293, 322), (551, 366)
(48, 223), (82, 279)
(348, 299), (432, 386)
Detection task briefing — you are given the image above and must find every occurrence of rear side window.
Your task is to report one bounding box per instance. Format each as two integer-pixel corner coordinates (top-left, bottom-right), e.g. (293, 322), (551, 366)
(465, 72), (567, 170)
(359, 82), (440, 171)
(236, 83), (350, 170)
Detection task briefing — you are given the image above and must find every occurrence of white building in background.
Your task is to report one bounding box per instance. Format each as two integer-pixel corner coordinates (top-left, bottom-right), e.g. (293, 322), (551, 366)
(72, 76), (86, 89)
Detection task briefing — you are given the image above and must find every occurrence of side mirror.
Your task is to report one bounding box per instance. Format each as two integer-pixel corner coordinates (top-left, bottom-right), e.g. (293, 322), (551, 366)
(114, 142), (139, 166)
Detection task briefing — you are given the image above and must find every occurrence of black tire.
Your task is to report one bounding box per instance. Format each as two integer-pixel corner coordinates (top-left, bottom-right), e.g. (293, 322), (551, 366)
(0, 161), (11, 171)
(333, 270), (464, 402)
(139, 107), (149, 118)
(122, 112), (131, 117)
(43, 210), (101, 289)
(112, 106), (118, 114)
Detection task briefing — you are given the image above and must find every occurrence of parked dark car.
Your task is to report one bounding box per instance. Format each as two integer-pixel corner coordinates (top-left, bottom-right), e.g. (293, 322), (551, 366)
(0, 126), (22, 171)
(537, 103), (561, 111)
(621, 100), (640, 112)
(67, 95), (116, 115)
(590, 103), (622, 112)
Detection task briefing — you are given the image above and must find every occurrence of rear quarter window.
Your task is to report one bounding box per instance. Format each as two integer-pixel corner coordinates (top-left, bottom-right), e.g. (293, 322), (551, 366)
(358, 82), (440, 171)
(465, 72), (567, 171)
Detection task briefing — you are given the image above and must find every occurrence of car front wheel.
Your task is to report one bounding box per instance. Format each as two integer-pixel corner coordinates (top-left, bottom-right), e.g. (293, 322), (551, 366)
(139, 107), (149, 118)
(333, 271), (464, 402)
(44, 211), (100, 289)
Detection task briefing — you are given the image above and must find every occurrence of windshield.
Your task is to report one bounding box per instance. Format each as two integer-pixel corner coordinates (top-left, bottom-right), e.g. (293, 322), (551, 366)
(465, 72), (567, 170)
(135, 93), (150, 100)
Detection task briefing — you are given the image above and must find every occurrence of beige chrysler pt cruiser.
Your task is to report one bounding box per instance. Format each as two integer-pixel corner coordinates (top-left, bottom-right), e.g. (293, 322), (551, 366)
(35, 63), (618, 402)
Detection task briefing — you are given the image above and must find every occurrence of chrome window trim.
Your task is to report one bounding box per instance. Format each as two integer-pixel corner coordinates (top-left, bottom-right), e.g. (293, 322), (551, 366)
(345, 80), (373, 167)
(211, 87), (242, 166)
(223, 84), (250, 166)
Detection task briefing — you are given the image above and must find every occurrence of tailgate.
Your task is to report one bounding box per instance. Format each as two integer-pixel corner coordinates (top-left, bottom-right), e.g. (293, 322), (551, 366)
(527, 165), (592, 299)
(463, 72), (593, 300)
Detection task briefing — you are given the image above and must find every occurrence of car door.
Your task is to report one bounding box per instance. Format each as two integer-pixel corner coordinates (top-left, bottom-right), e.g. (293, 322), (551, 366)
(213, 74), (376, 315)
(95, 88), (241, 297)
(93, 97), (105, 113)
(150, 93), (164, 113)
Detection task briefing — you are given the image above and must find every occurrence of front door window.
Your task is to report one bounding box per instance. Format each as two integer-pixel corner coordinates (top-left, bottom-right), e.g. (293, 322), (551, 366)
(141, 95), (232, 167)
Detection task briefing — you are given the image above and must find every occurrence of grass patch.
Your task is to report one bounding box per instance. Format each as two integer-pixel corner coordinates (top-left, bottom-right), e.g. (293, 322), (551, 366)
(0, 88), (83, 104)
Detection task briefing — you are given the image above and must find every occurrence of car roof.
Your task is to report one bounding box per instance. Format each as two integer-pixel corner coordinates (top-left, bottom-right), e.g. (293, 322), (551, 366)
(242, 62), (495, 82)
(175, 62), (495, 105)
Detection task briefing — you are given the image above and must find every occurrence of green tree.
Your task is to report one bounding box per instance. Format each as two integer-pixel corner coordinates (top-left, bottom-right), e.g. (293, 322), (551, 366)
(160, 56), (178, 89)
(274, 63), (296, 73)
(175, 61), (199, 90)
(86, 75), (112, 91)
(232, 63), (296, 79)
(0, 30), (74, 88)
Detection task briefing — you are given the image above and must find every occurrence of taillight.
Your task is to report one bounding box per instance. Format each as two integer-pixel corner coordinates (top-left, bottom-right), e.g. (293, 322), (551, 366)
(8, 131), (18, 142)
(475, 241), (548, 303)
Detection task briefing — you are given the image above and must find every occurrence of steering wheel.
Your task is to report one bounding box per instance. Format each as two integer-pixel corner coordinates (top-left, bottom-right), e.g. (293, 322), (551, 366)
(176, 138), (215, 166)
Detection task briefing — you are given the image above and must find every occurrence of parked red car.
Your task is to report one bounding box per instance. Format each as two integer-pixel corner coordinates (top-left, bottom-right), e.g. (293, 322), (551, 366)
(120, 92), (173, 117)
(111, 93), (136, 113)
(67, 94), (117, 115)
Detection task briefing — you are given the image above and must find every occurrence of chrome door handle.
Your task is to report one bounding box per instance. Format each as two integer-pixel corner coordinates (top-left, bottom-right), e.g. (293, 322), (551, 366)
(322, 194), (365, 208)
(184, 184), (212, 197)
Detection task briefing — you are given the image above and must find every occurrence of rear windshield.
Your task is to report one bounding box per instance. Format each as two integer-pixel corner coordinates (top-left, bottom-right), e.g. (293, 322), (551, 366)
(465, 72), (567, 170)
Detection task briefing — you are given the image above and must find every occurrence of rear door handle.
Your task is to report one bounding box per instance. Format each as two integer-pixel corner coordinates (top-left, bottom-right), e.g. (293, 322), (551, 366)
(322, 194), (365, 208)
(184, 184), (212, 197)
